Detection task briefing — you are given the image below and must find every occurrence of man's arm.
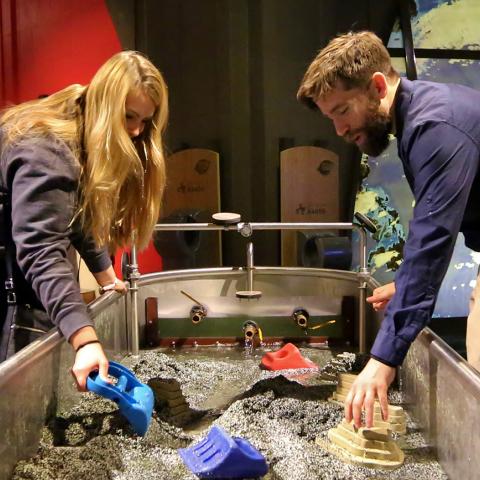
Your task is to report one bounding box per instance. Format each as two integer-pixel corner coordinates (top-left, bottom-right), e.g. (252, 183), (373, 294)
(346, 121), (480, 427)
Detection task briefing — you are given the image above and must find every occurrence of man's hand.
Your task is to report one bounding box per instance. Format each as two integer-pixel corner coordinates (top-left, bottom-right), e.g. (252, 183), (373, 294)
(344, 358), (396, 428)
(366, 282), (395, 311)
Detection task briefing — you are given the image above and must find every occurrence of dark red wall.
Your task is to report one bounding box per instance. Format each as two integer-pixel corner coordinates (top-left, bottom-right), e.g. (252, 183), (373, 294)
(0, 0), (122, 107)
(0, 1), (168, 275)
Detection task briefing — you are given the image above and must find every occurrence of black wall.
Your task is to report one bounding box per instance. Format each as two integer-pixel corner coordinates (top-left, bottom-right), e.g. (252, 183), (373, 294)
(108, 0), (398, 266)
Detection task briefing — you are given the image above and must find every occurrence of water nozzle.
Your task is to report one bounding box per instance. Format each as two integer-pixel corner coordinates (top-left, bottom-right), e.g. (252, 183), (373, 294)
(190, 305), (207, 324)
(243, 320), (262, 346)
(293, 308), (309, 332)
(181, 290), (208, 324)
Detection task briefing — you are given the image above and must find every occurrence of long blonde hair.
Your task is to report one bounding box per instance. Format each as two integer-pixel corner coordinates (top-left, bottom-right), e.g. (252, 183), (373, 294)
(1, 51), (168, 251)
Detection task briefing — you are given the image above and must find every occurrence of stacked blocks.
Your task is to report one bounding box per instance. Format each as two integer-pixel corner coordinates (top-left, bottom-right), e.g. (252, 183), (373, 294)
(148, 378), (197, 426)
(331, 373), (406, 434)
(325, 419), (404, 469)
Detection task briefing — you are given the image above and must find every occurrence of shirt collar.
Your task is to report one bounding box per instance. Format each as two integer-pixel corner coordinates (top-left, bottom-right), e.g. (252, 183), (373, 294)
(394, 77), (415, 140)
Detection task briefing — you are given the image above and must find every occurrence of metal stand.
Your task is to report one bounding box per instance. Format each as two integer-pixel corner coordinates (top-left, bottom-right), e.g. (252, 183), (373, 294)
(128, 220), (370, 353)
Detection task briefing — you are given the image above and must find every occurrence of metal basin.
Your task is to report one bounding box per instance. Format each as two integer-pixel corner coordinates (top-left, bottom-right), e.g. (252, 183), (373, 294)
(0, 267), (479, 479)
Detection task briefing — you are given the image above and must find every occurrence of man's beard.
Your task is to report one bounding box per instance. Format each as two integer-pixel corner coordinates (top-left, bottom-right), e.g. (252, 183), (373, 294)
(346, 101), (392, 157)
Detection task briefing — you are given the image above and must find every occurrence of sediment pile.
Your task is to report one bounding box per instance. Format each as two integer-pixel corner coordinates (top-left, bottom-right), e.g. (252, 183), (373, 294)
(12, 348), (446, 480)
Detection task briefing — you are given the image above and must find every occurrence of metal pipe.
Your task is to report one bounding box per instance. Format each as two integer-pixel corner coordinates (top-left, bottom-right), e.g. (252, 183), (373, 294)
(244, 324), (257, 342)
(154, 221), (355, 232)
(129, 242), (140, 356)
(149, 221), (370, 351)
(153, 221), (367, 270)
(246, 241), (254, 292)
(398, 0), (418, 80)
(190, 305), (207, 324)
(358, 282), (367, 353)
(292, 308), (309, 330)
(243, 320), (260, 346)
(180, 290), (203, 306)
(354, 226), (369, 352)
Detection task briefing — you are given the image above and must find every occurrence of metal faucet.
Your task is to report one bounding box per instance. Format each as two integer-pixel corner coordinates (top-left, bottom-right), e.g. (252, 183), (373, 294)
(243, 320), (262, 348)
(236, 241), (262, 299)
(180, 290), (207, 323)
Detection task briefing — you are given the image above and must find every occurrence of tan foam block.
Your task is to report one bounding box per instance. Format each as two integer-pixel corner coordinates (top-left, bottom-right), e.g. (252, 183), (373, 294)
(386, 405), (404, 415)
(337, 424), (392, 450)
(326, 400), (407, 434)
(329, 429), (400, 461)
(361, 428), (391, 442)
(340, 420), (390, 439)
(169, 403), (190, 416)
(338, 373), (357, 384)
(336, 386), (351, 397)
(170, 411), (196, 425)
(328, 429), (404, 467)
(149, 378), (182, 393)
(320, 372), (338, 381)
(332, 378), (407, 435)
(373, 411), (406, 425)
(372, 419), (406, 434)
(152, 389), (184, 401)
(167, 396), (189, 408)
(337, 380), (354, 390)
(326, 419), (405, 469)
(332, 391), (347, 403)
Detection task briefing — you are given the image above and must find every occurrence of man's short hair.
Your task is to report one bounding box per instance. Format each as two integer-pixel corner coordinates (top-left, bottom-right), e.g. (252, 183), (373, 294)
(297, 31), (398, 109)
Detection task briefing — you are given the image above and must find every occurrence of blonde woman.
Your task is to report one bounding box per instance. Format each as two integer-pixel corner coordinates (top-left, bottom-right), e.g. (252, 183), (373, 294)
(0, 51), (168, 390)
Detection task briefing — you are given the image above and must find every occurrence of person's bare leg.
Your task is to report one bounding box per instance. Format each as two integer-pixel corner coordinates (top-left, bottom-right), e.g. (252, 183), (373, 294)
(466, 272), (480, 371)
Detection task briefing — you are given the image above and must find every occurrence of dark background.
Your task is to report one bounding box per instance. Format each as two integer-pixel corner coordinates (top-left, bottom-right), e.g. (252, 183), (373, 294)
(109, 0), (399, 266)
(1, 0), (400, 266)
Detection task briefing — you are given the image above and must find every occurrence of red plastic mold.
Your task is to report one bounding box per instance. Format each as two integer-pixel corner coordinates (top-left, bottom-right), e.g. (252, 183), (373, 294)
(260, 343), (318, 370)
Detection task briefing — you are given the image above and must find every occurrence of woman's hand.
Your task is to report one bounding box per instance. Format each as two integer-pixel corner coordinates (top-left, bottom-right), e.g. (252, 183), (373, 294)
(69, 326), (109, 391)
(93, 265), (128, 295)
(366, 282), (395, 311)
(99, 277), (128, 295)
(71, 342), (109, 391)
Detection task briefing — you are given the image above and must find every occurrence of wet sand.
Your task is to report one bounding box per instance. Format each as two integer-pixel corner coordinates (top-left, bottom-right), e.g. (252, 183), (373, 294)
(12, 347), (447, 480)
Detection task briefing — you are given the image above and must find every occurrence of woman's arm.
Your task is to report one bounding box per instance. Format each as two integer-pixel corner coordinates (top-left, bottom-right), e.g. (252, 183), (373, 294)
(93, 265), (128, 294)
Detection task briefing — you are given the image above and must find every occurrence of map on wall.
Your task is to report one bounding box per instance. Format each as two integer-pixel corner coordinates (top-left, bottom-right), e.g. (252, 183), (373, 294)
(354, 0), (480, 317)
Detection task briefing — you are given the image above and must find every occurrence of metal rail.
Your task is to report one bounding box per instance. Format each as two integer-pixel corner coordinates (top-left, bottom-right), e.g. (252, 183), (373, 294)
(128, 221), (369, 353)
(398, 0), (418, 80)
(128, 236), (140, 356)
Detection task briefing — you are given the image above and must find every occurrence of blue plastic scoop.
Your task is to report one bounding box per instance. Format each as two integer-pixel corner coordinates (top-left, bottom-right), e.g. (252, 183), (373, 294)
(179, 425), (268, 478)
(86, 361), (154, 436)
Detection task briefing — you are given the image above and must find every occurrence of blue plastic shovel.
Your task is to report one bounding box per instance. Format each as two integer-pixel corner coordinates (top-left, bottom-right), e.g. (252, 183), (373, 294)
(86, 361), (154, 436)
(179, 425), (268, 478)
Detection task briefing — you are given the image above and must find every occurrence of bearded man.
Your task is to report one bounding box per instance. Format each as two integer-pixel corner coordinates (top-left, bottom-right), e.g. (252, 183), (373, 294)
(297, 31), (480, 428)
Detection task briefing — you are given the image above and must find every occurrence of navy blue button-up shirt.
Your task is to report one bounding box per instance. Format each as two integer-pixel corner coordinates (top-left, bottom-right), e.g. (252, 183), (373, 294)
(370, 78), (480, 366)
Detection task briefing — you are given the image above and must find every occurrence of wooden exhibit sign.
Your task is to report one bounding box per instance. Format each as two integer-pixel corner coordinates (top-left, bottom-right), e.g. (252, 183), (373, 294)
(157, 148), (221, 268)
(280, 146), (339, 266)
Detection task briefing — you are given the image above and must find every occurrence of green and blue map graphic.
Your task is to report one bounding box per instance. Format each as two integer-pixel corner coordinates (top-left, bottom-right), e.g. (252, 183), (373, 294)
(354, 0), (480, 317)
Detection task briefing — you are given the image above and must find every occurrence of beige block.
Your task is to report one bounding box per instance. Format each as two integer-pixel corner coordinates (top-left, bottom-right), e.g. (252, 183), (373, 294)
(325, 419), (404, 469)
(169, 403), (190, 416)
(331, 379), (407, 435)
(149, 378), (182, 392)
(167, 396), (189, 408)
